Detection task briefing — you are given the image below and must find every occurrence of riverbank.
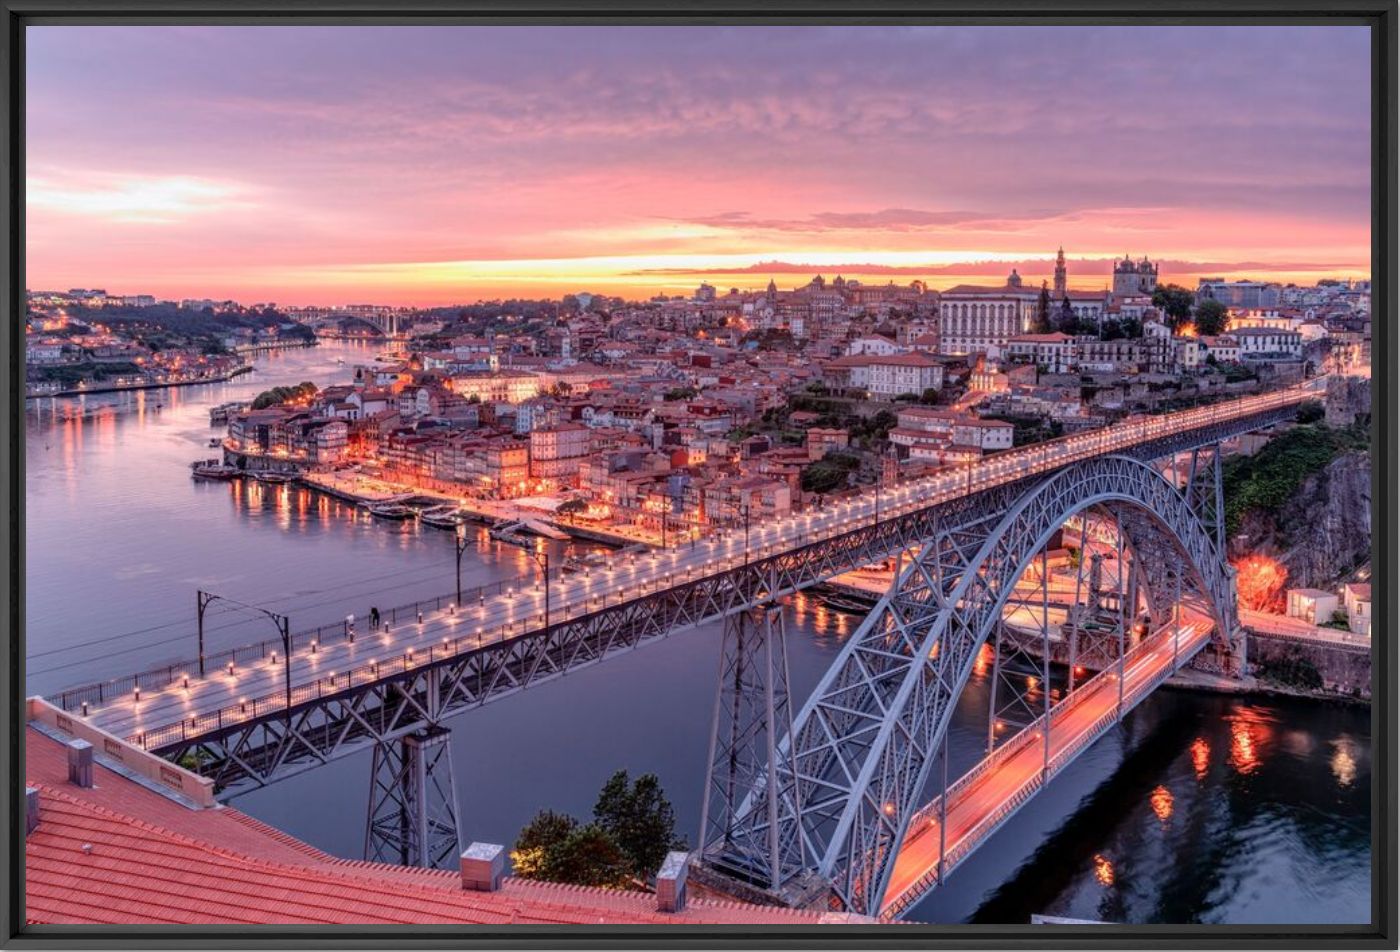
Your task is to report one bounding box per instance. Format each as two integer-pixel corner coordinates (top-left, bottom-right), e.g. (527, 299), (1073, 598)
(25, 362), (254, 399)
(229, 340), (318, 356)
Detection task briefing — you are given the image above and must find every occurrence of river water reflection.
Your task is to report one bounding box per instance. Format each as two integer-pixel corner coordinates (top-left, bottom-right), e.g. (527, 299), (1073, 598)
(24, 341), (1371, 924)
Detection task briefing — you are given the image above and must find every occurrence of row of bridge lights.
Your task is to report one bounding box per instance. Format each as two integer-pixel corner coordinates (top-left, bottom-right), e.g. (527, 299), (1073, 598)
(101, 398), (1258, 729)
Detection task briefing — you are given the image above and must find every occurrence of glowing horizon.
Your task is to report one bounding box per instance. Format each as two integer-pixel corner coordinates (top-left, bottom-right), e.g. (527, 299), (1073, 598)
(25, 25), (1371, 306)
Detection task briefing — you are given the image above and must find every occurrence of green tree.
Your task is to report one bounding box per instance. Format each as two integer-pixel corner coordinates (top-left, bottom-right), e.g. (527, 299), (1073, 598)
(510, 810), (579, 880)
(1193, 299), (1230, 336)
(801, 452), (861, 493)
(1055, 295), (1076, 334)
(1032, 281), (1052, 333)
(1099, 319), (1125, 341)
(593, 770), (686, 882)
(1152, 283), (1195, 326)
(250, 381), (318, 410)
(547, 824), (632, 888)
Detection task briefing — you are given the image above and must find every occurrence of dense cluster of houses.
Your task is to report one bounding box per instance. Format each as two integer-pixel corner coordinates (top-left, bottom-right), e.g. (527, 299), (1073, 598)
(97, 259), (1365, 541)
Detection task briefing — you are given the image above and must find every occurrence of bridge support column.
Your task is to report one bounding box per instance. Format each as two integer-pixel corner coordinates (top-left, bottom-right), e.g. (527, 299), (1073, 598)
(365, 725), (461, 869)
(695, 605), (816, 904)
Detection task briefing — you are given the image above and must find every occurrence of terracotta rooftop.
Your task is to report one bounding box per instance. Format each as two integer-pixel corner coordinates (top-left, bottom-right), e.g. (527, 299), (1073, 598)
(23, 726), (831, 926)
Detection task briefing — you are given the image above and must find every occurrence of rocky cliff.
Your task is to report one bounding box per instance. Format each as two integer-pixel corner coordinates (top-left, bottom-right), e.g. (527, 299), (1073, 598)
(1231, 448), (1371, 590)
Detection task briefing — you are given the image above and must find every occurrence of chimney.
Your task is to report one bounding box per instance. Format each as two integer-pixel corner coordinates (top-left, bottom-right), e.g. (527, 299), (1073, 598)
(655, 851), (689, 913)
(459, 842), (504, 892)
(66, 738), (94, 788)
(25, 787), (40, 834)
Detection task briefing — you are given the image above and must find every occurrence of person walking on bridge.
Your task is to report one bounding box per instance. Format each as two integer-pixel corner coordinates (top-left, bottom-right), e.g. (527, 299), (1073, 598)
(369, 606), (381, 631)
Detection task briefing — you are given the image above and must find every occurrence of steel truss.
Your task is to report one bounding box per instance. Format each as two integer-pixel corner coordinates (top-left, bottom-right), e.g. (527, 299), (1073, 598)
(153, 409), (1276, 796)
(698, 605), (806, 892)
(711, 453), (1237, 916)
(364, 724), (461, 869)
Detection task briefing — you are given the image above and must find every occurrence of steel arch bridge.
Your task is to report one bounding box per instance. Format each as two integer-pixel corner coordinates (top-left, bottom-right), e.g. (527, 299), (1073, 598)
(698, 453), (1237, 918)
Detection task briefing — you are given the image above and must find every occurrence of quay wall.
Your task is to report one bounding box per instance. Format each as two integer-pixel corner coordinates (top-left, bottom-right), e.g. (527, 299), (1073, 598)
(1247, 629), (1371, 700)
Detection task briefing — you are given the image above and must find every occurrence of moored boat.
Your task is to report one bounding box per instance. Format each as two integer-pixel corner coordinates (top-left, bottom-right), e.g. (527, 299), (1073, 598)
(488, 520), (534, 548)
(190, 459), (239, 480)
(368, 502), (414, 520)
(254, 472), (295, 485)
(820, 593), (877, 615)
(562, 551), (608, 574)
(419, 505), (466, 529)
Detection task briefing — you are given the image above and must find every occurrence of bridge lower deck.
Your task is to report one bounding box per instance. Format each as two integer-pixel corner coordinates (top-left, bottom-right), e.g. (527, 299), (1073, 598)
(879, 614), (1213, 919)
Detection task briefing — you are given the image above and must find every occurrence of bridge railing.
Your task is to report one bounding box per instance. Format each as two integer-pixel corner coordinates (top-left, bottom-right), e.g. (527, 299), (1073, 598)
(127, 572), (648, 752)
(885, 622), (1211, 918)
(52, 569), (567, 715)
(53, 384), (1310, 720)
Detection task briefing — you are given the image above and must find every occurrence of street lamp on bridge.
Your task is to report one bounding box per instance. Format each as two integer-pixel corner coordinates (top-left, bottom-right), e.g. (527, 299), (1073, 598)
(528, 538), (551, 630)
(454, 522), (470, 607)
(196, 590), (292, 713)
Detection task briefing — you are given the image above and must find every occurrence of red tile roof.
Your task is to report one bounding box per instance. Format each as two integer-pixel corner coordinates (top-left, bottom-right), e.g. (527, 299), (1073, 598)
(23, 727), (827, 926)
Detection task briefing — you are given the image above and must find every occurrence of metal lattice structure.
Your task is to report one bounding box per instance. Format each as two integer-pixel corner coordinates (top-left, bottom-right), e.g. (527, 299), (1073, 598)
(139, 402), (1289, 798)
(364, 724), (461, 869)
(698, 605), (806, 893)
(711, 453), (1238, 915)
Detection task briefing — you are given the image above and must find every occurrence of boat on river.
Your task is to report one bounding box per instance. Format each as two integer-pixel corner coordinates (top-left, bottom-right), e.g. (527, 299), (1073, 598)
(254, 472), (296, 485)
(190, 459), (240, 480)
(368, 502), (414, 520)
(419, 505), (467, 529)
(821, 593), (877, 615)
(489, 520), (535, 548)
(562, 551), (608, 574)
(209, 401), (246, 425)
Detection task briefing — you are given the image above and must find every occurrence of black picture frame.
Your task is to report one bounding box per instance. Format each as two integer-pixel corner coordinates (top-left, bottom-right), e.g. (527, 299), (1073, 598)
(1, 2), (1394, 948)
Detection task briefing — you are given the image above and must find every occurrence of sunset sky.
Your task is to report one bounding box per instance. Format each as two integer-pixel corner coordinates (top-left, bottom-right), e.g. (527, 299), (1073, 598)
(26, 25), (1372, 306)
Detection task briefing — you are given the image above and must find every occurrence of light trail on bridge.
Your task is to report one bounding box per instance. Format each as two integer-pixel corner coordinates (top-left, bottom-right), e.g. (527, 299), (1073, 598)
(879, 611), (1215, 919)
(59, 383), (1313, 759)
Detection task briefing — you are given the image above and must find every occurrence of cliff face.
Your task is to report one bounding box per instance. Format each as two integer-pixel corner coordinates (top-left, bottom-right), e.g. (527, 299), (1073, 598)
(1232, 449), (1371, 589)
(1325, 375), (1372, 428)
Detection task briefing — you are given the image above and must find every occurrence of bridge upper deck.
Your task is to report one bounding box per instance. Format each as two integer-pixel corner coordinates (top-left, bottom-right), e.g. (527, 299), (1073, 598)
(63, 383), (1313, 753)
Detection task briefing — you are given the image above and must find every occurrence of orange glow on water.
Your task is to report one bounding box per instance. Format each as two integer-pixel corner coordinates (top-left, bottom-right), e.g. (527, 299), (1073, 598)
(1149, 785), (1174, 822)
(1233, 554), (1288, 612)
(1231, 723), (1258, 774)
(1190, 737), (1211, 780)
(973, 642), (993, 677)
(1330, 738), (1358, 787)
(1093, 854), (1115, 887)
(1228, 709), (1273, 776)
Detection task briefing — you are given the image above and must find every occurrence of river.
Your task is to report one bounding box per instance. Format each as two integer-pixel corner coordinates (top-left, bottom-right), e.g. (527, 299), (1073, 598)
(23, 340), (1372, 925)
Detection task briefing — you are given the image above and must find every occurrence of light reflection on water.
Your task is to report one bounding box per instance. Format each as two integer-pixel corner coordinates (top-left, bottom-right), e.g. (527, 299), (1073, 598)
(24, 341), (1371, 925)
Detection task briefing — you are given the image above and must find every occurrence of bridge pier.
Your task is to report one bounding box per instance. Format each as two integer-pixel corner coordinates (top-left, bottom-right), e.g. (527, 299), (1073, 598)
(696, 604), (814, 905)
(364, 725), (461, 869)
(364, 668), (461, 869)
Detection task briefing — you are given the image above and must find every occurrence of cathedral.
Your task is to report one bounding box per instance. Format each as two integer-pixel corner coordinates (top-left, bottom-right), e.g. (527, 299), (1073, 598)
(1112, 254), (1159, 297)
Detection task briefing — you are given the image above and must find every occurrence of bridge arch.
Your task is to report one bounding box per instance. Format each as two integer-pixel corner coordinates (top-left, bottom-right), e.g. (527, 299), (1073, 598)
(714, 454), (1239, 915)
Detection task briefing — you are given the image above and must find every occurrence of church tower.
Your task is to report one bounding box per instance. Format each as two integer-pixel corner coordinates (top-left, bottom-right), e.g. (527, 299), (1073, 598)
(1053, 247), (1067, 296)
